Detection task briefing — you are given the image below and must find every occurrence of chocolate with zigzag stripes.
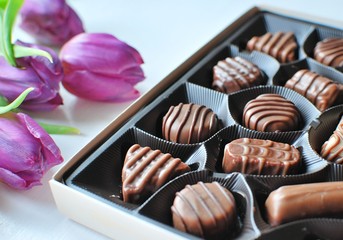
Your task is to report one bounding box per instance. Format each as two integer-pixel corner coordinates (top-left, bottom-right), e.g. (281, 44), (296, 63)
(314, 38), (343, 67)
(122, 144), (190, 204)
(212, 56), (263, 94)
(171, 181), (237, 239)
(242, 93), (302, 132)
(162, 103), (219, 144)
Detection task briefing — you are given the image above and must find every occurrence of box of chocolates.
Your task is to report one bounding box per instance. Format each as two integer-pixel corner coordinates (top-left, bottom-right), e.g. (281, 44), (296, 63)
(50, 6), (343, 240)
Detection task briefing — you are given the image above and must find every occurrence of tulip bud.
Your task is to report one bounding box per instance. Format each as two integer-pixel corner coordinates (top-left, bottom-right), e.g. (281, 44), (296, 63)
(0, 112), (63, 190)
(19, 0), (84, 46)
(0, 41), (63, 111)
(60, 33), (145, 102)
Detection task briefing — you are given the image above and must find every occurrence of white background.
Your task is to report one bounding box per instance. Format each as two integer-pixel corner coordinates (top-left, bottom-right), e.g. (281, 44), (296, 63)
(1, 0), (342, 239)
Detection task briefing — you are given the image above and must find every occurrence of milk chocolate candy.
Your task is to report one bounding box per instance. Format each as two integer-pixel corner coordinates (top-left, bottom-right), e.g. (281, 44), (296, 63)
(212, 56), (263, 94)
(122, 144), (190, 204)
(265, 181), (343, 226)
(222, 138), (301, 175)
(247, 32), (297, 63)
(285, 69), (340, 111)
(314, 38), (343, 67)
(242, 93), (302, 132)
(162, 103), (219, 144)
(321, 116), (343, 164)
(171, 181), (237, 240)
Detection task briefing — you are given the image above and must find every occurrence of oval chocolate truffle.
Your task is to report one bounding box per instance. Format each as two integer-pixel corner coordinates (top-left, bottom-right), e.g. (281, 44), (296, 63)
(162, 103), (219, 144)
(222, 138), (301, 175)
(122, 144), (190, 204)
(314, 38), (343, 67)
(171, 181), (237, 240)
(212, 56), (263, 94)
(242, 93), (302, 132)
(247, 32), (297, 63)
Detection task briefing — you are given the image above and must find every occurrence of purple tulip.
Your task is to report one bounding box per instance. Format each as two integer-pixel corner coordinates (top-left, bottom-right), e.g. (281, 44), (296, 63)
(0, 112), (63, 190)
(59, 33), (145, 102)
(19, 0), (84, 46)
(0, 41), (63, 111)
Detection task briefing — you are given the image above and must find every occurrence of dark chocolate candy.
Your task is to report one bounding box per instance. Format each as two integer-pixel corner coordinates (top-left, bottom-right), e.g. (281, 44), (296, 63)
(122, 144), (190, 204)
(212, 56), (263, 94)
(162, 103), (219, 144)
(265, 181), (343, 226)
(285, 69), (340, 111)
(171, 181), (237, 240)
(222, 138), (301, 175)
(242, 93), (302, 132)
(246, 32), (297, 63)
(321, 116), (343, 164)
(314, 38), (343, 67)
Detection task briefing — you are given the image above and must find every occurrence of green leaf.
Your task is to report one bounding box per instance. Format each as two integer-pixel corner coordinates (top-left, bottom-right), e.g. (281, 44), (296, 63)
(38, 122), (81, 135)
(14, 45), (53, 63)
(0, 95), (9, 106)
(0, 0), (6, 9)
(0, 87), (33, 114)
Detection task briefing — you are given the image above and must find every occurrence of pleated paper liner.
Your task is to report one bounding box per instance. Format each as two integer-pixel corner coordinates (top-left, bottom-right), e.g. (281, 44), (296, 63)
(135, 82), (234, 143)
(229, 12), (313, 62)
(303, 25), (343, 72)
(273, 57), (343, 109)
(138, 170), (260, 240)
(187, 44), (278, 90)
(307, 104), (343, 180)
(64, 127), (205, 210)
(228, 85), (321, 134)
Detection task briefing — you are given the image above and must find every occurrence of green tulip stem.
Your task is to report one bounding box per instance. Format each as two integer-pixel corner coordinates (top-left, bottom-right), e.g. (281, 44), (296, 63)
(38, 122), (80, 135)
(0, 87), (33, 114)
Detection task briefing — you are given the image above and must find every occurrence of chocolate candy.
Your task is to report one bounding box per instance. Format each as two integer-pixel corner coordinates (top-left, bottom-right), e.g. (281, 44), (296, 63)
(314, 38), (343, 67)
(321, 116), (343, 164)
(171, 181), (237, 240)
(265, 181), (343, 226)
(162, 103), (219, 144)
(242, 93), (302, 132)
(212, 56), (263, 93)
(247, 32), (297, 63)
(122, 144), (190, 204)
(222, 138), (301, 175)
(285, 69), (340, 111)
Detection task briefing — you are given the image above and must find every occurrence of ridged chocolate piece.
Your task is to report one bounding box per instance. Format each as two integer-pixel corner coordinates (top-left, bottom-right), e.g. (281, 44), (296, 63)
(321, 116), (343, 164)
(265, 181), (343, 226)
(285, 69), (340, 111)
(314, 38), (343, 67)
(247, 32), (297, 63)
(222, 138), (301, 175)
(162, 103), (219, 144)
(212, 56), (263, 93)
(242, 93), (302, 132)
(171, 181), (237, 240)
(122, 144), (190, 204)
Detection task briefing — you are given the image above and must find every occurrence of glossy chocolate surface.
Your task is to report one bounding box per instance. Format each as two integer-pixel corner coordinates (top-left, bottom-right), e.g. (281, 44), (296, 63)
(314, 38), (343, 67)
(242, 93), (302, 132)
(265, 181), (343, 226)
(171, 181), (237, 240)
(162, 103), (219, 144)
(247, 32), (297, 63)
(285, 69), (339, 111)
(212, 56), (263, 93)
(321, 116), (343, 164)
(222, 138), (301, 175)
(122, 144), (190, 203)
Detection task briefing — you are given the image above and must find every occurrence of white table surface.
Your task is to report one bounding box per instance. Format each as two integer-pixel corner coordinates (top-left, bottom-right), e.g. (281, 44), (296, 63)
(2, 0), (342, 239)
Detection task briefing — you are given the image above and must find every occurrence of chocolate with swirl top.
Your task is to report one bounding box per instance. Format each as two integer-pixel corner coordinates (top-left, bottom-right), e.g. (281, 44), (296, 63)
(247, 32), (297, 63)
(171, 181), (237, 240)
(222, 138), (301, 175)
(243, 94), (302, 132)
(285, 69), (340, 111)
(162, 103), (219, 144)
(122, 144), (190, 204)
(321, 116), (343, 164)
(314, 38), (343, 67)
(212, 56), (263, 94)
